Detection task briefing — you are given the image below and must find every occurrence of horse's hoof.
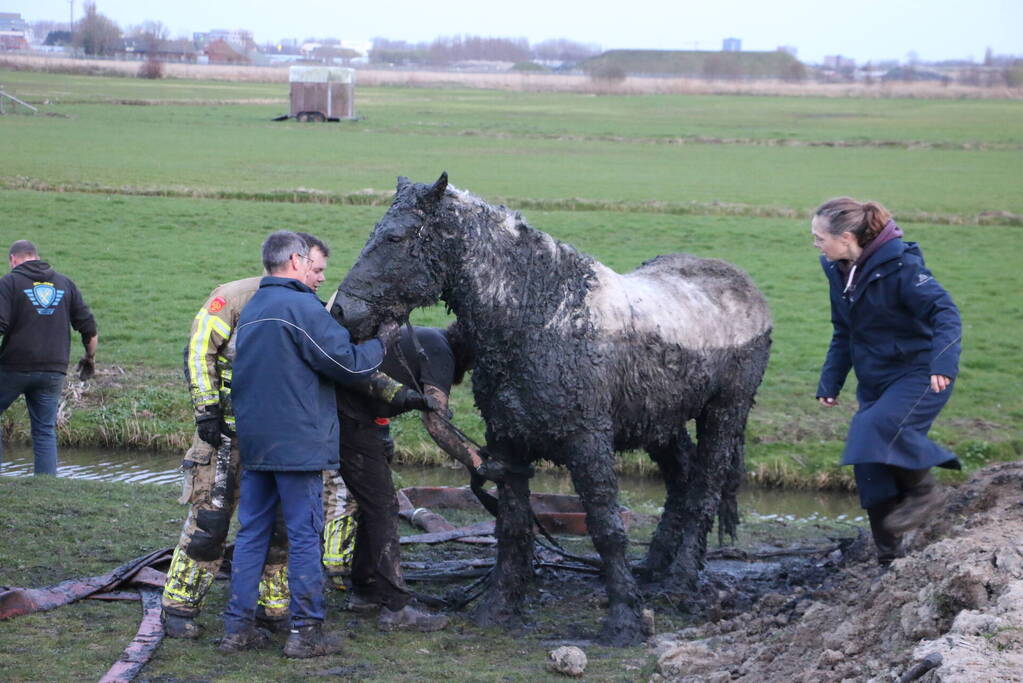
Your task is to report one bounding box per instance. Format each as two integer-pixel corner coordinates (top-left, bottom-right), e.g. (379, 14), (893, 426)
(597, 620), (646, 647)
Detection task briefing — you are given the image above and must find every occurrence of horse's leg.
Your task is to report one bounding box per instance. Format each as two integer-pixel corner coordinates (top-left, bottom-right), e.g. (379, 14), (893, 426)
(642, 429), (694, 581)
(472, 467), (533, 629)
(667, 397), (751, 595)
(566, 431), (648, 646)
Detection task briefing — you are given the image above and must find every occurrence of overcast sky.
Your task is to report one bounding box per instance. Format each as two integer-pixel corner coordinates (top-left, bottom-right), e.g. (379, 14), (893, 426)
(10, 0), (1021, 64)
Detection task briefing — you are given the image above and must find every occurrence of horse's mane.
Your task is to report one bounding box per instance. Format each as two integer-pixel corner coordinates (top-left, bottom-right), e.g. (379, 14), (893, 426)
(436, 186), (599, 339)
(444, 185), (595, 272)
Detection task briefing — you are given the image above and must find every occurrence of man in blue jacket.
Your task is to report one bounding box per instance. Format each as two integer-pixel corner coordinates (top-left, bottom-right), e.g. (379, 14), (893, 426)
(220, 230), (394, 658)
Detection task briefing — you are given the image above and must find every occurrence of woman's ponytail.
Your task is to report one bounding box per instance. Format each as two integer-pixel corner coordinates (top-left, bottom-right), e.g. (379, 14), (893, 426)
(815, 197), (893, 246)
(860, 202), (892, 244)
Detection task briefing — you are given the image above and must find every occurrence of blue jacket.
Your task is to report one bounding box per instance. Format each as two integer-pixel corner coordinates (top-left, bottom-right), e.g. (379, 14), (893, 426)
(817, 239), (961, 399)
(233, 277), (384, 471)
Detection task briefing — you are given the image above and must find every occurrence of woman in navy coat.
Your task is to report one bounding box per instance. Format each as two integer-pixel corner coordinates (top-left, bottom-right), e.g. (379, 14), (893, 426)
(812, 197), (962, 565)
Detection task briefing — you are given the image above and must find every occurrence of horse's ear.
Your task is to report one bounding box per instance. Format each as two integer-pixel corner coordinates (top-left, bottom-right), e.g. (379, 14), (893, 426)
(396, 176), (411, 192)
(427, 172), (448, 202)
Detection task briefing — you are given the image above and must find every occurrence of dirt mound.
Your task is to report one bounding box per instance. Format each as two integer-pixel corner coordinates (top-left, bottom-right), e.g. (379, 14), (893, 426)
(650, 461), (1023, 682)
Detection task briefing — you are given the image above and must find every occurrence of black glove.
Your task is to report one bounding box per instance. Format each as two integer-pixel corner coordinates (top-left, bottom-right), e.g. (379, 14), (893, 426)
(196, 410), (223, 447)
(375, 321), (400, 349)
(395, 387), (442, 413)
(75, 356), (96, 381)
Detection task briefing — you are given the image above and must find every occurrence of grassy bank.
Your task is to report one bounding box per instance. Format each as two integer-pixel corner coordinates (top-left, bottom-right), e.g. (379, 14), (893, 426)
(1, 70), (1021, 490)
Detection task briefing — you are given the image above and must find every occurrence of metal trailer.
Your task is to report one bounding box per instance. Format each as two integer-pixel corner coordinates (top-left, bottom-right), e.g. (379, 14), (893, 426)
(276, 66), (355, 122)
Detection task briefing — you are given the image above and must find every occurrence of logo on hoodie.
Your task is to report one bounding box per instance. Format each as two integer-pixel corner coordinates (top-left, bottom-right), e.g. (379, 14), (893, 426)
(23, 282), (65, 315)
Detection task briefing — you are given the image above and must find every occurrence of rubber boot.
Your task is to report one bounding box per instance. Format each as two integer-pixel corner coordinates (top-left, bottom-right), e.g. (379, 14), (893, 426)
(161, 610), (202, 639)
(283, 623), (345, 658)
(345, 591), (383, 613)
(884, 471), (942, 536)
(219, 625), (273, 653)
(378, 603), (449, 632)
(866, 499), (903, 566)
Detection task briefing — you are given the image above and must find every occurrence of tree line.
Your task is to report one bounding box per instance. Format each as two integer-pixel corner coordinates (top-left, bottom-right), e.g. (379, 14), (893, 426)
(371, 36), (601, 66)
(33, 2), (601, 66)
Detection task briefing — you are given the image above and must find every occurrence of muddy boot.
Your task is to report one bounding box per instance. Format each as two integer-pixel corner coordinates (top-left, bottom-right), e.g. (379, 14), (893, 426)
(867, 500), (903, 566)
(345, 592), (382, 614)
(283, 623), (344, 658)
(255, 606), (289, 635)
(884, 472), (943, 536)
(218, 625), (273, 653)
(378, 604), (449, 632)
(162, 611), (202, 639)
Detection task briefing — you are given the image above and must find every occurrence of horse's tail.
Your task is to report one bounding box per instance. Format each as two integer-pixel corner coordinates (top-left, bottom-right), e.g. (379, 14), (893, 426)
(717, 489), (740, 545)
(716, 437), (745, 544)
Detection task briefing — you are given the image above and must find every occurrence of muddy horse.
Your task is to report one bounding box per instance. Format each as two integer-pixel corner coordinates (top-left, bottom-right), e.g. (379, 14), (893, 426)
(332, 174), (772, 645)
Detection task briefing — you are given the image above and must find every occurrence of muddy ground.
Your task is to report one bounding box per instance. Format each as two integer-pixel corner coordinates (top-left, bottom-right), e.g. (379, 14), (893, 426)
(649, 461), (1023, 682)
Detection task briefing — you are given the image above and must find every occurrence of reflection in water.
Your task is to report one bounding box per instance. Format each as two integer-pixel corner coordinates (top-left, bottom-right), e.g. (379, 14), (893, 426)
(0, 446), (183, 486)
(0, 446), (863, 521)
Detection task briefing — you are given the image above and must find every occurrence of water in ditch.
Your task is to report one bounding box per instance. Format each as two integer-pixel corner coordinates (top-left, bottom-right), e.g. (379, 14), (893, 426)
(0, 445), (863, 522)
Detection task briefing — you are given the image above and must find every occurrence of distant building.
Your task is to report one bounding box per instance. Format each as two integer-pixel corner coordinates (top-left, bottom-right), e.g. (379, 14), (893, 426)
(124, 37), (197, 62)
(823, 54), (856, 71)
(194, 29), (256, 52)
(273, 38), (301, 55)
(0, 12), (30, 51)
(723, 37), (741, 52)
(208, 29), (254, 49)
(204, 38), (248, 65)
(340, 39), (371, 65)
(881, 66), (950, 84)
(777, 45), (798, 57)
(0, 12), (28, 33)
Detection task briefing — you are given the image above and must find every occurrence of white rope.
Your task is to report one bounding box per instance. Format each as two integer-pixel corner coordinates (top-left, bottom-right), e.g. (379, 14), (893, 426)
(237, 317), (380, 375)
(884, 334), (962, 453)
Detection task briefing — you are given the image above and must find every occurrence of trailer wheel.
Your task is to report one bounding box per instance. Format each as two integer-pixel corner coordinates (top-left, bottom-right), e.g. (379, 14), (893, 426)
(296, 111), (326, 123)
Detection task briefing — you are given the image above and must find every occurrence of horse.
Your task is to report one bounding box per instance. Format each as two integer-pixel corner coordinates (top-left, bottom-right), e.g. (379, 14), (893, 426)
(332, 173), (772, 645)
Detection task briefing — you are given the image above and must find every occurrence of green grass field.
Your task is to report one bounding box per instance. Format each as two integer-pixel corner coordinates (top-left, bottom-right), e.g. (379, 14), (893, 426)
(2, 69), (1022, 485)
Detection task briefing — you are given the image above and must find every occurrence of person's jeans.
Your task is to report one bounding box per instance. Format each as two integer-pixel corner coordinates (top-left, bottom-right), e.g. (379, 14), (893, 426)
(339, 416), (412, 611)
(0, 370), (65, 475)
(223, 469), (325, 632)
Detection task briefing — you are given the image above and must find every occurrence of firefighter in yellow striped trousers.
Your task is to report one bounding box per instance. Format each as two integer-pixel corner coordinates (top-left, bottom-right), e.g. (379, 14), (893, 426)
(162, 234), (426, 639)
(322, 469), (358, 589)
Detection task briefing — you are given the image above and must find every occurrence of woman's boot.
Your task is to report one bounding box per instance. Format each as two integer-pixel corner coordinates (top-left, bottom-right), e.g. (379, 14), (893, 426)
(867, 499), (903, 566)
(884, 470), (942, 535)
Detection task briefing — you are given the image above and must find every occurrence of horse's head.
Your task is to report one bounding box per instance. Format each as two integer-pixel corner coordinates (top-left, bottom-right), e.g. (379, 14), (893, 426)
(334, 172), (456, 339)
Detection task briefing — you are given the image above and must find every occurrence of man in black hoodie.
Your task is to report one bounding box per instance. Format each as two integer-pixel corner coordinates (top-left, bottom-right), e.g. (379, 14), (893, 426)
(0, 240), (97, 474)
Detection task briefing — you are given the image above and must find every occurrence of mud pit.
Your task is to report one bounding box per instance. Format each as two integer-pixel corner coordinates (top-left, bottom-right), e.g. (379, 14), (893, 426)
(650, 461), (1023, 682)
